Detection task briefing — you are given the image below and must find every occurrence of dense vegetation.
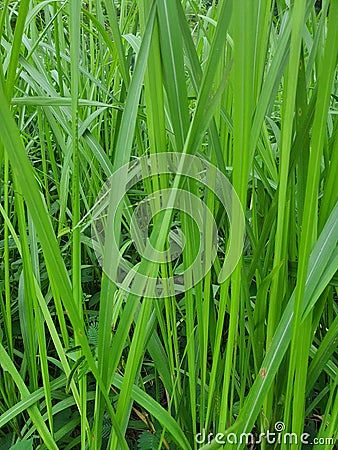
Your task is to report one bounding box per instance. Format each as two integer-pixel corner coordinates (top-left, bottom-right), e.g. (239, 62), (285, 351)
(0, 0), (337, 449)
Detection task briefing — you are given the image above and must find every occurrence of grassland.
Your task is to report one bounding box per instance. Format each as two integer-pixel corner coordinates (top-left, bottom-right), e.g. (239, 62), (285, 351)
(0, 0), (337, 449)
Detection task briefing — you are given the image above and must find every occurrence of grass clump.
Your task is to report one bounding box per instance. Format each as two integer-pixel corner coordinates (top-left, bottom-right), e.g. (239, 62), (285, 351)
(0, 0), (337, 449)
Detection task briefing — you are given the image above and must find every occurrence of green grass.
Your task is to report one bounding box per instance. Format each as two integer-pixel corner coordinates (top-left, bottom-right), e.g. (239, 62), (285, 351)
(0, 1), (337, 449)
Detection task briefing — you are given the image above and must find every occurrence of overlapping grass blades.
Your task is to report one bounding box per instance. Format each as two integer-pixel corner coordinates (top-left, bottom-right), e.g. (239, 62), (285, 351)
(0, 1), (337, 449)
